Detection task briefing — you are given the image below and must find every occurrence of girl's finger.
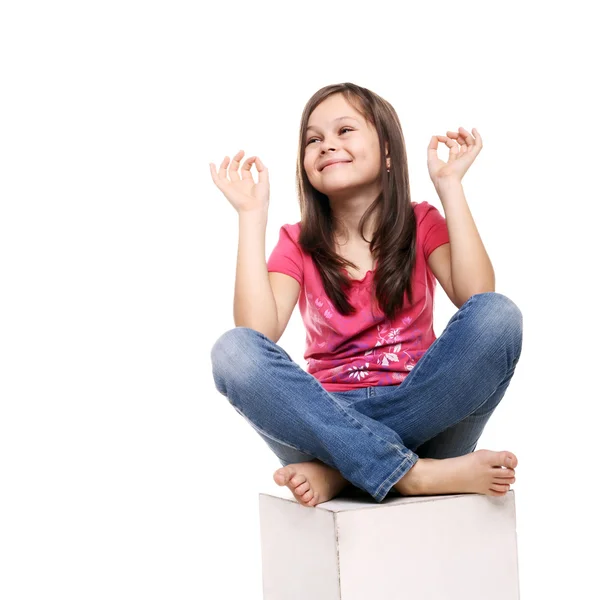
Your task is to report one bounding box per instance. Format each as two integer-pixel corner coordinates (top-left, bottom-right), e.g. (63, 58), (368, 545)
(443, 137), (460, 159)
(209, 162), (226, 189)
(240, 156), (256, 180)
(228, 150), (245, 182)
(457, 127), (474, 146)
(447, 131), (468, 146)
(254, 156), (269, 184)
(218, 156), (231, 179)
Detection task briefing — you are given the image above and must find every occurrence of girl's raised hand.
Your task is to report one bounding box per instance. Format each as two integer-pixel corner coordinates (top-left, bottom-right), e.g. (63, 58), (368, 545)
(427, 127), (483, 187)
(209, 150), (270, 214)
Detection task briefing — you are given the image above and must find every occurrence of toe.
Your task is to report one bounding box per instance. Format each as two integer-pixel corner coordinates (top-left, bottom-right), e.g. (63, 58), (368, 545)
(491, 451), (517, 469)
(291, 474), (307, 488)
(494, 467), (515, 479)
(490, 482), (510, 493)
(273, 466), (294, 485)
(503, 452), (518, 468)
(302, 489), (315, 503)
(493, 476), (516, 486)
(295, 481), (310, 496)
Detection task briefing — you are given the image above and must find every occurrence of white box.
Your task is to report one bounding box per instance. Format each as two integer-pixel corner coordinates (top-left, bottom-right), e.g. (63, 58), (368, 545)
(259, 489), (520, 600)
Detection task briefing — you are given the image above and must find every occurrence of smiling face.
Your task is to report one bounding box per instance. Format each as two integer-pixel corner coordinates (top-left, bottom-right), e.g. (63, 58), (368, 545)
(303, 93), (385, 197)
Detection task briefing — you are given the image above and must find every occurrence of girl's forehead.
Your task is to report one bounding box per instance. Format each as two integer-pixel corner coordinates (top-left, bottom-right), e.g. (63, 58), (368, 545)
(309, 95), (362, 122)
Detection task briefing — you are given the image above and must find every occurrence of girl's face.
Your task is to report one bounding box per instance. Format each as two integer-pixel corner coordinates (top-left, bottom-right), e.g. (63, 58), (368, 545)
(303, 94), (383, 196)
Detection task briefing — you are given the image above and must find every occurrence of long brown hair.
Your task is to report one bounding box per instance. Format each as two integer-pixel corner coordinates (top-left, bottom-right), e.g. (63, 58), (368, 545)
(296, 82), (417, 320)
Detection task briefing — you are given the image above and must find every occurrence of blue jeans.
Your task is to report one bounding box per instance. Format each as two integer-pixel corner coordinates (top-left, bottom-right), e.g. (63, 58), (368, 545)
(211, 292), (523, 503)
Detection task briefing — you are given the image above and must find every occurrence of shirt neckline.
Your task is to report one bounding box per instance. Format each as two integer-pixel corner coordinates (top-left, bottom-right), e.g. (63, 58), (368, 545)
(343, 267), (375, 284)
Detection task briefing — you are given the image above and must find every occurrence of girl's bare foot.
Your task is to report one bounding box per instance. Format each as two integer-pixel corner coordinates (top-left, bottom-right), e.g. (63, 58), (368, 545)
(393, 449), (518, 497)
(273, 460), (350, 507)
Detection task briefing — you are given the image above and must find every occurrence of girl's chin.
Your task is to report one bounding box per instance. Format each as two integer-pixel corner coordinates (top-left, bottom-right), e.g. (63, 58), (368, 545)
(318, 182), (355, 193)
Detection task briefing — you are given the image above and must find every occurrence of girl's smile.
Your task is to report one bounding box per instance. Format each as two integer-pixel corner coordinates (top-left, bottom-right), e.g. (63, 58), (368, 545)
(322, 160), (352, 170)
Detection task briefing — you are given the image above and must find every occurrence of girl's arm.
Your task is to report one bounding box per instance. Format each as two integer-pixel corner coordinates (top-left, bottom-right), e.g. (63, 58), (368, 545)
(233, 208), (279, 339)
(435, 179), (495, 305)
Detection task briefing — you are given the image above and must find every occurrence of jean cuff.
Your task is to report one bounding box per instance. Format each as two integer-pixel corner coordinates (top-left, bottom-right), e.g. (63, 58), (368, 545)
(372, 449), (419, 502)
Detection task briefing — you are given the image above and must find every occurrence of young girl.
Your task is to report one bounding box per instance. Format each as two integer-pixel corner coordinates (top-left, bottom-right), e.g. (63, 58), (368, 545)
(209, 82), (522, 508)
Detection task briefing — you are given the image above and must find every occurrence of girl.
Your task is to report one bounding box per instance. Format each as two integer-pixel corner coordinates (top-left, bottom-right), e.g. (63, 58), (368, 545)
(209, 82), (522, 508)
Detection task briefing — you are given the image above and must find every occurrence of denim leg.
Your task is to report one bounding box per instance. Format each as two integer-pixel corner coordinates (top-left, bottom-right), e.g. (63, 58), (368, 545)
(210, 327), (419, 502)
(262, 391), (367, 468)
(412, 337), (521, 459)
(348, 292), (523, 462)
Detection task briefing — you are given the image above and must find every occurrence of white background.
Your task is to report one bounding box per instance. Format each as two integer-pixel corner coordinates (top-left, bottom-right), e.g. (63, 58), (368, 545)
(1, 1), (598, 598)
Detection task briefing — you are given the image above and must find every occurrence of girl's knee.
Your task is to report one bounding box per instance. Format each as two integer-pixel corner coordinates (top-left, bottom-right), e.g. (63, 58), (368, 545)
(472, 292), (523, 350)
(488, 293), (522, 328)
(210, 327), (264, 384)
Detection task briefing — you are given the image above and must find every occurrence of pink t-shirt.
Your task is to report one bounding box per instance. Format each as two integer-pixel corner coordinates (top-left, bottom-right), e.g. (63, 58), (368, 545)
(266, 200), (450, 391)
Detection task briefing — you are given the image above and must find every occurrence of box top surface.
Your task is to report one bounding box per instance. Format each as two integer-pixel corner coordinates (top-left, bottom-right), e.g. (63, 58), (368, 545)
(259, 489), (514, 513)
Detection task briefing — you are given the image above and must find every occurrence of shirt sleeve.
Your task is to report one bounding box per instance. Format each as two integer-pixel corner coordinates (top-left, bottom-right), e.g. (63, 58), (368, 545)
(420, 201), (450, 260)
(267, 224), (304, 287)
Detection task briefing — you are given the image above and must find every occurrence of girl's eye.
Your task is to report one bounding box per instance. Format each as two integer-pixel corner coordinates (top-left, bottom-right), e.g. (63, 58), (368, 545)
(307, 127), (352, 145)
